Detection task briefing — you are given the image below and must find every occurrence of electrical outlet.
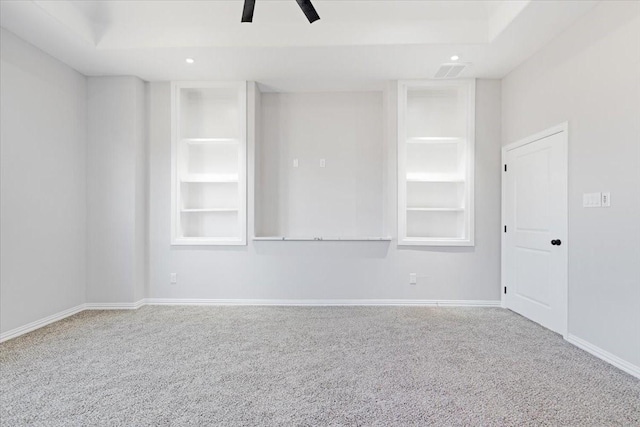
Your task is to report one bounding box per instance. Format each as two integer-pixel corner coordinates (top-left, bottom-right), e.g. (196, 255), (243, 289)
(409, 273), (417, 285)
(319, 158), (326, 168)
(601, 192), (611, 207)
(170, 273), (177, 285)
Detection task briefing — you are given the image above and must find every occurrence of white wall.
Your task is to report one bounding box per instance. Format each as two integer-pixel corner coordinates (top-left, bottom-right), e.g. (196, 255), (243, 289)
(257, 91), (384, 238)
(87, 77), (147, 304)
(502, 2), (640, 368)
(148, 80), (502, 302)
(0, 29), (87, 333)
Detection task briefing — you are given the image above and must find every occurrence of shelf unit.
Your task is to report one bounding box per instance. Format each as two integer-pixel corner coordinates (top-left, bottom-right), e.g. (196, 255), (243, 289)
(397, 79), (475, 246)
(171, 81), (247, 245)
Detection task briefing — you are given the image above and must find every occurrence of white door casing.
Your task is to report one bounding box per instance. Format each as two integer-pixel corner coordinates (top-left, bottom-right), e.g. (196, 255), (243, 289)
(502, 123), (568, 336)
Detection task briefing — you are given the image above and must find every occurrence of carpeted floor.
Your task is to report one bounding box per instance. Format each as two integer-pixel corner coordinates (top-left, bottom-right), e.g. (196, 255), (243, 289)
(1, 307), (638, 426)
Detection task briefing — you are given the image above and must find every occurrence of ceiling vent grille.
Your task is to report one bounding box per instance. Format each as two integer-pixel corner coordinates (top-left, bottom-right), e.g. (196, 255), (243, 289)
(434, 63), (468, 79)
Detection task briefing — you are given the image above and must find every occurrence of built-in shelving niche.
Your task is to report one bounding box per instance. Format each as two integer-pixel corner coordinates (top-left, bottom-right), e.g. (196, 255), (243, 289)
(397, 80), (475, 246)
(171, 82), (247, 245)
(171, 80), (474, 246)
(253, 86), (391, 242)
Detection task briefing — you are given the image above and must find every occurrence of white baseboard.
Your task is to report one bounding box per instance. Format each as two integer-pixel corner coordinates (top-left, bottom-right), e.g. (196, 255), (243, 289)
(566, 333), (640, 379)
(84, 299), (146, 310)
(0, 299), (499, 343)
(145, 298), (501, 307)
(433, 300), (500, 307)
(0, 304), (85, 343)
(1, 300), (146, 343)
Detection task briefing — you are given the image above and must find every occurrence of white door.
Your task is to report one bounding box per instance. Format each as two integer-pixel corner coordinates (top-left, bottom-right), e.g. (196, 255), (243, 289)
(502, 124), (568, 335)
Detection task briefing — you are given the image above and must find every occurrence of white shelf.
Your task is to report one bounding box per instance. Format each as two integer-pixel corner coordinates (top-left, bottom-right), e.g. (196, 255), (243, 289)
(406, 173), (465, 183)
(398, 237), (471, 247)
(181, 208), (238, 213)
(172, 81), (247, 246)
(407, 207), (464, 212)
(398, 79), (475, 247)
(407, 137), (463, 144)
(181, 174), (239, 183)
(183, 138), (238, 145)
(173, 236), (245, 246)
(253, 236), (392, 241)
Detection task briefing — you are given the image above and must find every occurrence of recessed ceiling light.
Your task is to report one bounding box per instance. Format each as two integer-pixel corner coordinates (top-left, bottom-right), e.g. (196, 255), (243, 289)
(450, 55), (460, 61)
(185, 58), (195, 64)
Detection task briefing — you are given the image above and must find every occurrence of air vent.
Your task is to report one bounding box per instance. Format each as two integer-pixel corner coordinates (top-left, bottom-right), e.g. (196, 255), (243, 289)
(434, 63), (468, 79)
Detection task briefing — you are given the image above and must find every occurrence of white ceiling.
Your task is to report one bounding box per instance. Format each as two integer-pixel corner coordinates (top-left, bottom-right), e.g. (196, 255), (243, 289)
(0, 0), (599, 84)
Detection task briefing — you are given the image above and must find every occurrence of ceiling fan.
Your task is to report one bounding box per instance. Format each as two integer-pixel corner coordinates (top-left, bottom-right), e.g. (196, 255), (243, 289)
(242, 0), (320, 23)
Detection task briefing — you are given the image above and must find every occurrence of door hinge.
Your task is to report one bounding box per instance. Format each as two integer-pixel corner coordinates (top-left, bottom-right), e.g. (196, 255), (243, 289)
(504, 225), (507, 233)
(504, 286), (507, 294)
(504, 164), (507, 172)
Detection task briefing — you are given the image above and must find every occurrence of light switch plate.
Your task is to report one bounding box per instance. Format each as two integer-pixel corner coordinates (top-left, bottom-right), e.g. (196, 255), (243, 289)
(583, 192), (602, 208)
(409, 273), (417, 285)
(293, 158), (299, 168)
(601, 192), (611, 207)
(170, 273), (177, 284)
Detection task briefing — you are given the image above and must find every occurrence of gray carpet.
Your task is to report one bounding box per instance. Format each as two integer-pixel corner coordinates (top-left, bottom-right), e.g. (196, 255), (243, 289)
(1, 307), (638, 426)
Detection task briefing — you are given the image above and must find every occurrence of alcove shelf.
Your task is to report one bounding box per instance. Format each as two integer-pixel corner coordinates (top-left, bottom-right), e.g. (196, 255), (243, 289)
(182, 138), (238, 144)
(407, 137), (462, 143)
(171, 81), (247, 245)
(407, 207), (464, 212)
(180, 174), (239, 183)
(181, 208), (238, 213)
(253, 86), (390, 242)
(397, 79), (475, 246)
(253, 237), (393, 241)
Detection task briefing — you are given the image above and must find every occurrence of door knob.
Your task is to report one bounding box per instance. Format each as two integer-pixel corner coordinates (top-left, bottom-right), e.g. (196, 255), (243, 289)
(551, 239), (562, 246)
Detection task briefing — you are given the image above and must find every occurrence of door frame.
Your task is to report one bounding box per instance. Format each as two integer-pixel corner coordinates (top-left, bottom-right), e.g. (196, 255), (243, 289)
(501, 122), (569, 337)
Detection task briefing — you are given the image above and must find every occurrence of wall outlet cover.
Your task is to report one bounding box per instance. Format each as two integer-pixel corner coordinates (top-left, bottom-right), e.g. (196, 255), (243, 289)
(409, 273), (417, 285)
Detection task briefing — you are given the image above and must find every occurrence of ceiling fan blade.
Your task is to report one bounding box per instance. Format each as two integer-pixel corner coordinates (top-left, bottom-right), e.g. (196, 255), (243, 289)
(295, 0), (320, 23)
(241, 0), (256, 22)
